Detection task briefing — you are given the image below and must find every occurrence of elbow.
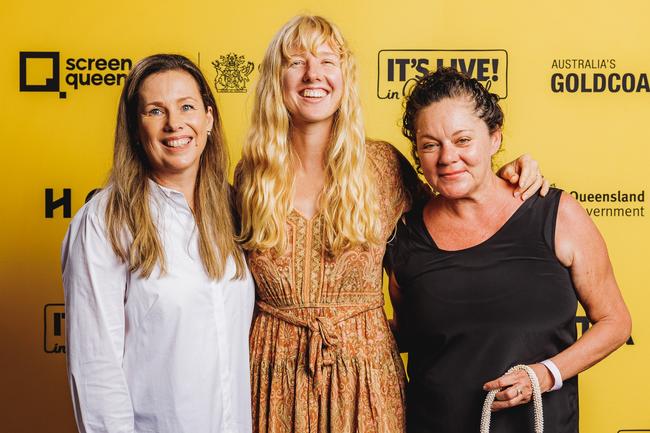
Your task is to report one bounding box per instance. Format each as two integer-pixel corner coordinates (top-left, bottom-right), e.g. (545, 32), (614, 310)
(608, 307), (633, 349)
(618, 310), (633, 347)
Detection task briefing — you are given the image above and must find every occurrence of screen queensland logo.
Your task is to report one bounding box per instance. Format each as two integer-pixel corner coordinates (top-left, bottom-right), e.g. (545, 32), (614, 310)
(19, 51), (132, 99)
(377, 49), (508, 100)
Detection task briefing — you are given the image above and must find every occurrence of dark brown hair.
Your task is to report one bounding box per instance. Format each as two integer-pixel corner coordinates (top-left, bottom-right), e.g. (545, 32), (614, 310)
(402, 67), (504, 172)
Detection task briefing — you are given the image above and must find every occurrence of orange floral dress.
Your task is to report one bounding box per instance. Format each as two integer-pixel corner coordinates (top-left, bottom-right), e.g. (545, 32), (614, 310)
(239, 142), (419, 433)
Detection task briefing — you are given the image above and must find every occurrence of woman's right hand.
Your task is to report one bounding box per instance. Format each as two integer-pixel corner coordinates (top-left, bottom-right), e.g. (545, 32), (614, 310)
(482, 363), (553, 412)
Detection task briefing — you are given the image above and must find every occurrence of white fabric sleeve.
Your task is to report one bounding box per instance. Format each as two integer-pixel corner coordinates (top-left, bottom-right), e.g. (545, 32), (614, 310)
(62, 206), (134, 433)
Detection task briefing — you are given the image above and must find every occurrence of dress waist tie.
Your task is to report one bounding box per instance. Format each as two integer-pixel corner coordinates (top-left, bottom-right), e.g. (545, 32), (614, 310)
(256, 298), (385, 394)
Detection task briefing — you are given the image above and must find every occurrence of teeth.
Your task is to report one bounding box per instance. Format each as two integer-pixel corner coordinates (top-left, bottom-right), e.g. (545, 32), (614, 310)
(302, 88), (327, 98)
(166, 138), (191, 148)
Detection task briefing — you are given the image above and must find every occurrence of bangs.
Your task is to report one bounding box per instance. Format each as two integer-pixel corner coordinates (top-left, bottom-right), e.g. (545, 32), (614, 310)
(281, 16), (346, 61)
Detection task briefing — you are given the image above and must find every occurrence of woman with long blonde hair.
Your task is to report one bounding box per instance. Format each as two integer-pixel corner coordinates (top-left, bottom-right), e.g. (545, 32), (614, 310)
(62, 54), (254, 433)
(236, 16), (546, 433)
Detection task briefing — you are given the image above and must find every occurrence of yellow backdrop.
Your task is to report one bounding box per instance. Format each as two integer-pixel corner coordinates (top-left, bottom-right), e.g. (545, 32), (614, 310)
(2, 0), (647, 431)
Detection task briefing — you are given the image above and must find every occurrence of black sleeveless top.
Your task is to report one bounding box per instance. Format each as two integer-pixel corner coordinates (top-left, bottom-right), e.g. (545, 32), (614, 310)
(387, 189), (579, 433)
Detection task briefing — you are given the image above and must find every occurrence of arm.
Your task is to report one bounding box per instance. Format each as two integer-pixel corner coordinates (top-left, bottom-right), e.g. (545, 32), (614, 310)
(547, 192), (631, 378)
(62, 206), (134, 433)
(484, 192), (631, 410)
(497, 154), (551, 200)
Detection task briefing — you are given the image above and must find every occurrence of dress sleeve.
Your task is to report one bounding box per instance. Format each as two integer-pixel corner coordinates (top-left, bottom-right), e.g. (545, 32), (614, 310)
(61, 202), (134, 433)
(367, 141), (431, 234)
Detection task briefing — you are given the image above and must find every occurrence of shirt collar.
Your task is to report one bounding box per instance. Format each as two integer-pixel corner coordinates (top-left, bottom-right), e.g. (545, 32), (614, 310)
(148, 178), (192, 213)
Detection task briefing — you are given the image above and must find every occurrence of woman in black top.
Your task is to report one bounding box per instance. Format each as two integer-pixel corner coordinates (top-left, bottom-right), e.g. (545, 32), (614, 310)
(387, 68), (631, 433)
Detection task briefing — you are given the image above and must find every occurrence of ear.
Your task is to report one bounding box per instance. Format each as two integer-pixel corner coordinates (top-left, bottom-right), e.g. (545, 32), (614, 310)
(489, 128), (502, 156)
(206, 106), (215, 132)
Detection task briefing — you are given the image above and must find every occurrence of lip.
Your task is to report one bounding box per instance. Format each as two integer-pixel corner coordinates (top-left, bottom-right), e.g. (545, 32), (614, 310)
(299, 87), (330, 99)
(162, 135), (194, 150)
(438, 169), (466, 179)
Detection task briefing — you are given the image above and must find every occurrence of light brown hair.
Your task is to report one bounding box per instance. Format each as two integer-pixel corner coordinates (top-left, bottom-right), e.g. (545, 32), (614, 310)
(106, 53), (245, 279)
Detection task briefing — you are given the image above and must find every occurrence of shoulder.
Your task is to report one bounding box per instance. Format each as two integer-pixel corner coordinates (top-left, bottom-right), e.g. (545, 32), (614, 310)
(69, 187), (111, 232)
(367, 139), (431, 209)
(61, 187), (115, 271)
(520, 186), (564, 217)
(366, 140), (404, 168)
(366, 139), (415, 185)
(557, 189), (587, 221)
(555, 189), (599, 266)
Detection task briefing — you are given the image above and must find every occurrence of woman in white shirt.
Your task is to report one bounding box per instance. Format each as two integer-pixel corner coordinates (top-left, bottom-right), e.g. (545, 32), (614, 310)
(61, 54), (255, 433)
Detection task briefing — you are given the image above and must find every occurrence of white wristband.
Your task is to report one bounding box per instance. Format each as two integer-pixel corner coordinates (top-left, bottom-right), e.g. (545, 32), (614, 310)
(540, 359), (563, 391)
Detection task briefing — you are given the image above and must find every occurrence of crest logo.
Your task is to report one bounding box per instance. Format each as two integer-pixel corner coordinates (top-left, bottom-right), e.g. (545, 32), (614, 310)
(211, 53), (254, 93)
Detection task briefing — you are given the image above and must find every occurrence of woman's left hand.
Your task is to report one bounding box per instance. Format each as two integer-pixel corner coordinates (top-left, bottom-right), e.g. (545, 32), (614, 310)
(483, 363), (553, 412)
(497, 154), (550, 200)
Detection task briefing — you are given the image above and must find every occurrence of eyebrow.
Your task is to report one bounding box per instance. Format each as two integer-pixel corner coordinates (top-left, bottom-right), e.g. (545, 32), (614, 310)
(142, 96), (199, 107)
(416, 129), (473, 140)
(416, 133), (439, 141)
(288, 47), (339, 58)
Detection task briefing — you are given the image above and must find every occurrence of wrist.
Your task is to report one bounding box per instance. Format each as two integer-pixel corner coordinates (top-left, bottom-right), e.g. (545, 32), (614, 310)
(531, 363), (554, 393)
(540, 359), (563, 392)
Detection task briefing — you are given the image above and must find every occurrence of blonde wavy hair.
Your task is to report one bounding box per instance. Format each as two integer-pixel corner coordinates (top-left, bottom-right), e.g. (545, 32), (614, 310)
(237, 15), (381, 253)
(105, 54), (245, 280)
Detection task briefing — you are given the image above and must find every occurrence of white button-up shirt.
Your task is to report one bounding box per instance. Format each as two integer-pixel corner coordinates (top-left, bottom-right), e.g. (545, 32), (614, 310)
(62, 181), (255, 433)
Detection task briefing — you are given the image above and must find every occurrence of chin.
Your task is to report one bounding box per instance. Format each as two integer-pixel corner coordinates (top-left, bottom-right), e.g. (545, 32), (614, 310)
(434, 182), (473, 200)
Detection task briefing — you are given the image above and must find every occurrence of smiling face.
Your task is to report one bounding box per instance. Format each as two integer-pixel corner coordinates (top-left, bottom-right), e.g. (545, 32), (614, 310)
(281, 42), (344, 128)
(137, 69), (214, 182)
(416, 96), (501, 199)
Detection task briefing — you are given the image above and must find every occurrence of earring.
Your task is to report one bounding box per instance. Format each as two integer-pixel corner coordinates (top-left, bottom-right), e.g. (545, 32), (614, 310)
(207, 130), (212, 136)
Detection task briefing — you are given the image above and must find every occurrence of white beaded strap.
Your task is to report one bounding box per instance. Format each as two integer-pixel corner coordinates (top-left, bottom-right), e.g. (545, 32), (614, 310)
(480, 364), (544, 433)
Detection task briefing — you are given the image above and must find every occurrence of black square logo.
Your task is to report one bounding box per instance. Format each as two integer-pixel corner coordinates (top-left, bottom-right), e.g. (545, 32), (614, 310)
(19, 51), (66, 98)
(44, 303), (66, 354)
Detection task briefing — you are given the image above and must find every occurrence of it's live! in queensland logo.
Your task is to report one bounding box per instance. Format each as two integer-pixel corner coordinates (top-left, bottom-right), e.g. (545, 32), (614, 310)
(19, 51), (132, 99)
(377, 49), (508, 100)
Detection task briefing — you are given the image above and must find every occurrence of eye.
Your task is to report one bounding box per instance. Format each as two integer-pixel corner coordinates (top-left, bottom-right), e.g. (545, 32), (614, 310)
(181, 104), (196, 112)
(457, 137), (472, 145)
(146, 107), (163, 116)
(420, 142), (440, 151)
(322, 58), (338, 66)
(289, 59), (305, 67)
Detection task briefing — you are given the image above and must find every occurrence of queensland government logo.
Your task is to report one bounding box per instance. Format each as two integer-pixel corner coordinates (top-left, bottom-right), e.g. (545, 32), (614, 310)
(19, 51), (132, 99)
(44, 303), (65, 354)
(211, 53), (254, 93)
(377, 49), (508, 100)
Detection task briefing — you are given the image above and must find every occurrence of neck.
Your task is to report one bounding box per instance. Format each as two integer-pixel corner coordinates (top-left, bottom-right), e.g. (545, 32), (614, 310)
(150, 169), (198, 210)
(290, 120), (332, 173)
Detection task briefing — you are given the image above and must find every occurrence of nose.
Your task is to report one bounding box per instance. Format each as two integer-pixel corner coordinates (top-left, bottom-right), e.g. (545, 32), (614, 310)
(302, 58), (323, 82)
(164, 109), (183, 132)
(438, 143), (459, 165)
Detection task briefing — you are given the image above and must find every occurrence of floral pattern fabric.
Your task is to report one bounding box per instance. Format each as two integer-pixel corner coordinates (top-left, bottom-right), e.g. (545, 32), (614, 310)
(239, 142), (417, 433)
